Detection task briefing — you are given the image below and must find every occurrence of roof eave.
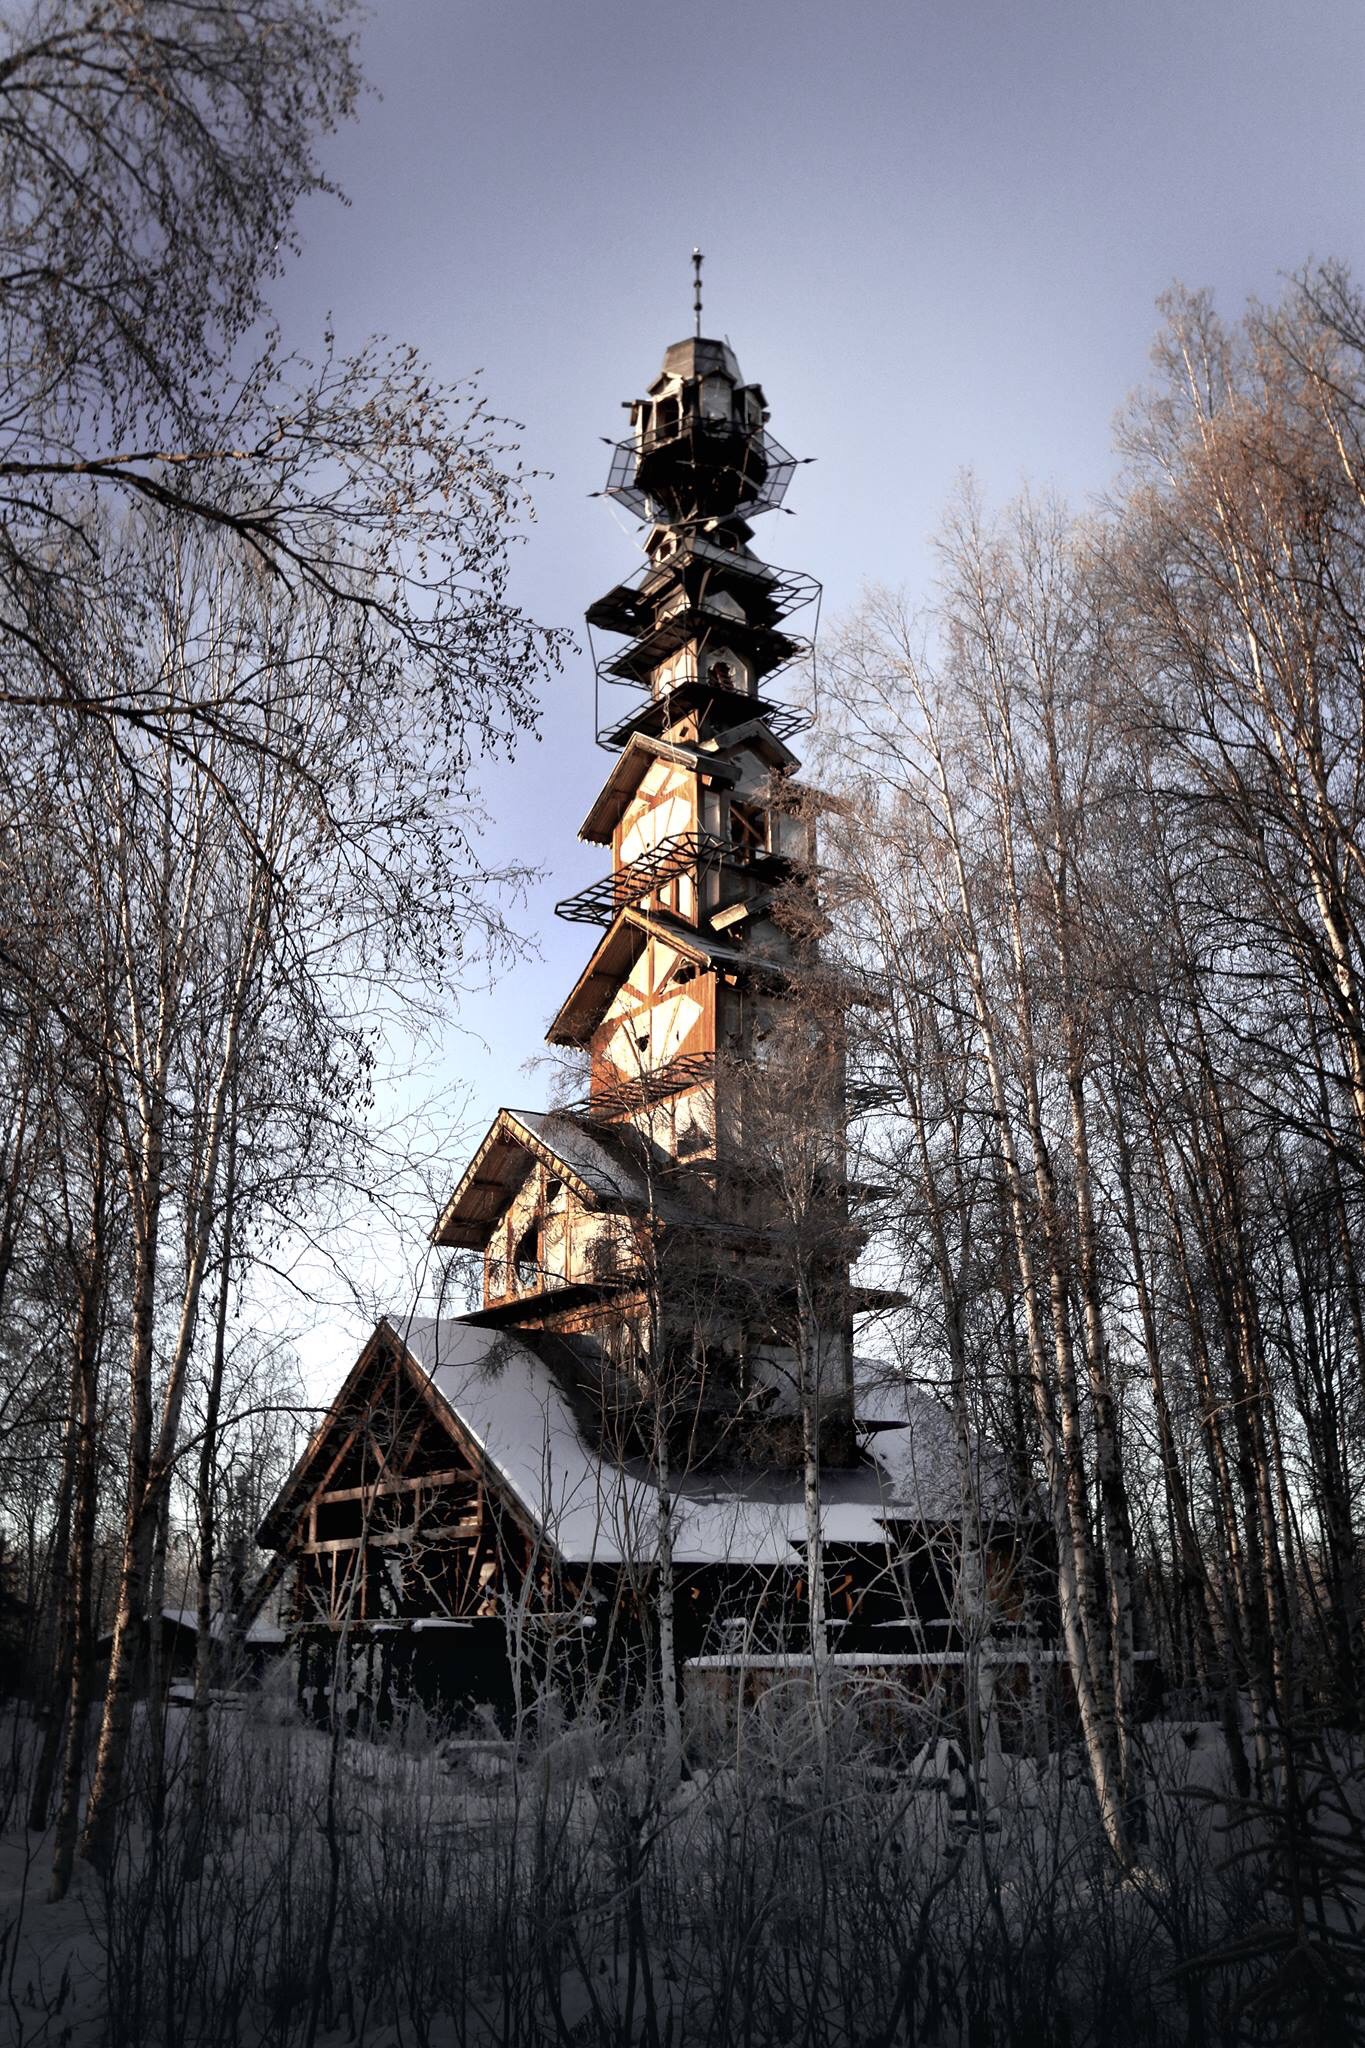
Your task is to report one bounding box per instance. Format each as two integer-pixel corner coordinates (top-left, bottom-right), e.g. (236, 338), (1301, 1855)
(546, 911), (648, 1045)
(430, 1109), (610, 1248)
(578, 735), (738, 847)
(257, 1318), (420, 1548)
(547, 907), (746, 1046)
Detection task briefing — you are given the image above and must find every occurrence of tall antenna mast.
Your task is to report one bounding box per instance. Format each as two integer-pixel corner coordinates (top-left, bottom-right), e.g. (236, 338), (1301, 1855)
(692, 247), (704, 338)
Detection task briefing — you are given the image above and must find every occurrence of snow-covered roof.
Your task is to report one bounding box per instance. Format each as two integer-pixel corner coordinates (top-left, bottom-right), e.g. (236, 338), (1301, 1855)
(161, 1607), (291, 1646)
(512, 1111), (649, 1205)
(391, 1317), (1016, 1570)
(400, 1315), (771, 1566)
(245, 1620), (288, 1645)
(852, 1359), (1015, 1523)
(431, 1106), (655, 1249)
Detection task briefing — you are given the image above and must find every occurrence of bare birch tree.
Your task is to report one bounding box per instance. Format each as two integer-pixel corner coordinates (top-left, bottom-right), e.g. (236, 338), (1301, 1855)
(0, 501), (552, 1874)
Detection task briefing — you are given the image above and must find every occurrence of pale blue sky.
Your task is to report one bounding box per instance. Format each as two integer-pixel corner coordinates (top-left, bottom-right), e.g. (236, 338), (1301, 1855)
(269, 0), (1365, 1355)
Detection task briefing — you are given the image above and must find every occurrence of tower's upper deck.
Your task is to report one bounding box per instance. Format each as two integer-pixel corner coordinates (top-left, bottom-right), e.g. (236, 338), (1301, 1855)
(602, 332), (797, 530)
(590, 314), (816, 753)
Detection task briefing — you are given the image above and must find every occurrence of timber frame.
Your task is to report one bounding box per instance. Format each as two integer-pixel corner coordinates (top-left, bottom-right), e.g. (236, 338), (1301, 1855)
(255, 316), (1062, 1731)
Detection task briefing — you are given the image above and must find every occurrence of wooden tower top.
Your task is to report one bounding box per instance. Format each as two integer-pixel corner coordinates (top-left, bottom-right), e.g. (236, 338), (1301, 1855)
(431, 307), (856, 1453)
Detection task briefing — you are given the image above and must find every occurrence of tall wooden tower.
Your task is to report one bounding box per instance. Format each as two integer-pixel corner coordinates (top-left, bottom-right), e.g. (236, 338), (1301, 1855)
(256, 287), (1038, 1712)
(434, 292), (856, 1468)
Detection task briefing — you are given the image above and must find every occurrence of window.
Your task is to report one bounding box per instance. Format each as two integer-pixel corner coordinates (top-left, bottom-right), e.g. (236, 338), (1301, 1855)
(729, 801), (766, 855)
(514, 1221), (541, 1291)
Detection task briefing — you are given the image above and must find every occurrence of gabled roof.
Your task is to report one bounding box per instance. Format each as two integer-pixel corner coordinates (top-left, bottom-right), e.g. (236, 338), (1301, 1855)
(392, 1319), (1016, 1566)
(713, 718), (799, 774)
(431, 1107), (652, 1249)
(578, 734), (739, 847)
(257, 1318), (455, 1550)
(258, 1316), (1027, 1572)
(547, 905), (777, 1048)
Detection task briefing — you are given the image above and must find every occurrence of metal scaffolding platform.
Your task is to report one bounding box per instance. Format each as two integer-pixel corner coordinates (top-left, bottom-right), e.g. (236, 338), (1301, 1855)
(586, 553), (820, 641)
(553, 831), (727, 927)
(595, 681), (815, 753)
(571, 1052), (717, 1122)
(601, 419), (798, 526)
(592, 613), (810, 694)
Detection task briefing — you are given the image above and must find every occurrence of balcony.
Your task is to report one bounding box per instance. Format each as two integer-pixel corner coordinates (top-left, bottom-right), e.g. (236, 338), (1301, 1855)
(586, 551), (820, 641)
(554, 830), (726, 927)
(596, 687), (815, 753)
(600, 418), (798, 526)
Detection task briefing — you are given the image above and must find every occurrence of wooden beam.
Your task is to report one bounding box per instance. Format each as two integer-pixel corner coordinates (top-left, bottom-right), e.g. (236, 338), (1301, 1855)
(303, 1520), (482, 1555)
(317, 1467), (468, 1506)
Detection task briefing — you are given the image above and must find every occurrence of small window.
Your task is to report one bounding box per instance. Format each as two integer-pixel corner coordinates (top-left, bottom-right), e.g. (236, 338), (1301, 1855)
(730, 801), (766, 855)
(514, 1221), (540, 1291)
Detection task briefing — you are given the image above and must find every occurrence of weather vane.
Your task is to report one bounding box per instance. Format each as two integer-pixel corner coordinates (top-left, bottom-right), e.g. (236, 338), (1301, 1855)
(692, 247), (703, 338)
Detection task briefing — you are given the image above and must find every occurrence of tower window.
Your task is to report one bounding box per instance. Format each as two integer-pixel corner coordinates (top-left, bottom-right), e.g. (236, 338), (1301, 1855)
(730, 801), (766, 855)
(514, 1221), (541, 1291)
(708, 659), (735, 689)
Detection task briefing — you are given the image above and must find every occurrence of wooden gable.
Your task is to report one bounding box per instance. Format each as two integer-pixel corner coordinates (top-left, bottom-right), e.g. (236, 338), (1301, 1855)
(432, 1108), (623, 1250)
(258, 1323), (544, 1632)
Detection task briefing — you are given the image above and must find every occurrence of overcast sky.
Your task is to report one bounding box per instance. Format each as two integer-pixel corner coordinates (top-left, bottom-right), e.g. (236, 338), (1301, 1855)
(269, 0), (1365, 1361)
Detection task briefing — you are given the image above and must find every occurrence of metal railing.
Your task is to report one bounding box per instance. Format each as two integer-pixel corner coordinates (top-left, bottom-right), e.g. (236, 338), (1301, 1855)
(554, 830), (727, 927)
(600, 420), (798, 525)
(595, 685), (814, 752)
(566, 1052), (717, 1122)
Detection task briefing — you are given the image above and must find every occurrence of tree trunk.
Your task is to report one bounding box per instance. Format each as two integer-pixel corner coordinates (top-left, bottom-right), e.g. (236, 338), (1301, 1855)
(186, 1110), (237, 1878)
(796, 1277), (830, 1745)
(27, 1351), (82, 1831)
(50, 1182), (106, 1902)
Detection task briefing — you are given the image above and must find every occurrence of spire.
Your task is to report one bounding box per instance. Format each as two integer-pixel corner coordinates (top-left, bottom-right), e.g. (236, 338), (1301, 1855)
(692, 246), (703, 339)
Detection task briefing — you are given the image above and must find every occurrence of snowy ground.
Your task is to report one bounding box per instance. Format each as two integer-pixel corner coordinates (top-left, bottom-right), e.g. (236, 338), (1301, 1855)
(1, 1697), (1360, 2047)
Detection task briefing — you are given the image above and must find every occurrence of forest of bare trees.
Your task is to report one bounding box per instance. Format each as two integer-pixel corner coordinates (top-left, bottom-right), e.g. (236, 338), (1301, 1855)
(0, 0), (559, 1901)
(817, 274), (1365, 1991)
